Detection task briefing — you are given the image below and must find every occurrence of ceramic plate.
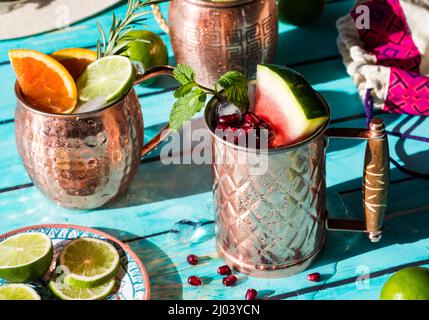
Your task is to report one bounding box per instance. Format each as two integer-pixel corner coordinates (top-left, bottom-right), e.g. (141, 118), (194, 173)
(0, 224), (150, 300)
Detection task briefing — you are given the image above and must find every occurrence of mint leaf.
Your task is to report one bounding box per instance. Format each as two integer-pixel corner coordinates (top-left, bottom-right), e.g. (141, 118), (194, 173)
(174, 82), (197, 98)
(216, 71), (249, 112)
(173, 64), (196, 86)
(169, 88), (207, 131)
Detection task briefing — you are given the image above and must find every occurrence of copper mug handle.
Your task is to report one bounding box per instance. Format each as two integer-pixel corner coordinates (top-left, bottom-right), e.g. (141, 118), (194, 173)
(133, 65), (175, 157)
(151, 4), (170, 34)
(325, 118), (390, 242)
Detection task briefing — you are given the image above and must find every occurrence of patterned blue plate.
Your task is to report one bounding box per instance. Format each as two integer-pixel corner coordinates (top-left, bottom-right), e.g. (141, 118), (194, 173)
(0, 224), (150, 300)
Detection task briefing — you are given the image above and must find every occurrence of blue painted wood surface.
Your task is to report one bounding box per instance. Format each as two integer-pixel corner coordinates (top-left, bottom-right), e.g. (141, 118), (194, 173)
(1, 0), (429, 300)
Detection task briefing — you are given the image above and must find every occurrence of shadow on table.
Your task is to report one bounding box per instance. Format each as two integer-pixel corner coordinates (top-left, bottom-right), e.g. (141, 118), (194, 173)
(313, 164), (429, 274)
(275, 1), (346, 68)
(97, 227), (184, 300)
(111, 118), (213, 208)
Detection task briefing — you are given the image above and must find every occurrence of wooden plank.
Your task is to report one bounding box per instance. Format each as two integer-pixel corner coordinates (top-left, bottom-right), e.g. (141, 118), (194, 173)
(0, 132), (428, 239)
(0, 104), (426, 193)
(0, 149), (427, 299)
(276, 0), (353, 65)
(125, 191), (429, 299)
(2, 57), (427, 191)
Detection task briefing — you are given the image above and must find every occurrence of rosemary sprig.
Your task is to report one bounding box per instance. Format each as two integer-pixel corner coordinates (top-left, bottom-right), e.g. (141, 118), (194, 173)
(96, 0), (166, 58)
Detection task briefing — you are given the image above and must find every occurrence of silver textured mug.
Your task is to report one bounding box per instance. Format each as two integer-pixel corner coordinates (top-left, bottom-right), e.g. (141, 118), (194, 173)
(14, 66), (174, 210)
(205, 91), (390, 278)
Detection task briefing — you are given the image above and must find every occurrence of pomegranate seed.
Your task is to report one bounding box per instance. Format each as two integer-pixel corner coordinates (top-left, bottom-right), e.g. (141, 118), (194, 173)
(216, 123), (229, 130)
(218, 113), (241, 126)
(307, 272), (321, 282)
(243, 112), (260, 125)
(187, 254), (198, 265)
(245, 288), (258, 300)
(222, 274), (237, 287)
(242, 121), (254, 131)
(188, 275), (202, 286)
(217, 265), (232, 275)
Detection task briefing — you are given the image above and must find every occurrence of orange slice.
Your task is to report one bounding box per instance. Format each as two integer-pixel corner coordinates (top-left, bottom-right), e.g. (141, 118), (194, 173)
(9, 49), (77, 114)
(51, 48), (97, 80)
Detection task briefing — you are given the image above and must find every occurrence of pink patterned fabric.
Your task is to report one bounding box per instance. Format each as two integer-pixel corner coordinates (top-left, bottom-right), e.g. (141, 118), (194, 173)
(386, 68), (429, 115)
(351, 0), (429, 116)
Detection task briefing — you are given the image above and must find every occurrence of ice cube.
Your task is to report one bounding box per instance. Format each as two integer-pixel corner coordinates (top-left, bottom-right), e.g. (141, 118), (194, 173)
(73, 96), (107, 114)
(216, 101), (241, 117)
(131, 60), (145, 75)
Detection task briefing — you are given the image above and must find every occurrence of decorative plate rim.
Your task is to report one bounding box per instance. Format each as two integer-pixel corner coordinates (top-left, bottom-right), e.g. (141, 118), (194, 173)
(0, 223), (150, 300)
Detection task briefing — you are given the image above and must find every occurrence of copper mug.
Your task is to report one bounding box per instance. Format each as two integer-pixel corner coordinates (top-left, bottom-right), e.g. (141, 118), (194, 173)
(14, 66), (174, 210)
(152, 0), (278, 87)
(205, 91), (390, 278)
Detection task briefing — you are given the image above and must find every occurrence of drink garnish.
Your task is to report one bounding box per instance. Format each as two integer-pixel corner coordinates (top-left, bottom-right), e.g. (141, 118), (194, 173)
(51, 48), (97, 80)
(0, 284), (41, 300)
(59, 238), (120, 288)
(8, 49), (78, 114)
(96, 0), (156, 58)
(0, 232), (53, 283)
(76, 55), (135, 104)
(169, 64), (249, 131)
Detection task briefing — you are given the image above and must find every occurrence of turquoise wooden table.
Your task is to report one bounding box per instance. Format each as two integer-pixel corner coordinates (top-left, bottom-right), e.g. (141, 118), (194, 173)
(1, 0), (429, 300)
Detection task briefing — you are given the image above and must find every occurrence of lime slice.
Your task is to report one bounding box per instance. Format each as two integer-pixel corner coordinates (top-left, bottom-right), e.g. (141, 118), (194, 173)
(0, 232), (53, 282)
(77, 55), (135, 103)
(0, 284), (41, 300)
(49, 272), (115, 300)
(59, 238), (120, 288)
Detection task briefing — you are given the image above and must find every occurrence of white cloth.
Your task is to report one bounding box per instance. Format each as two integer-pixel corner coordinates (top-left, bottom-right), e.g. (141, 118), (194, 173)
(336, 0), (429, 110)
(0, 0), (121, 40)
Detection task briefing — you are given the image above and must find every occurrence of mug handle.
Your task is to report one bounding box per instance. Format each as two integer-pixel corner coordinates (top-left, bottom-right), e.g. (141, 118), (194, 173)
(325, 118), (390, 242)
(151, 4), (170, 34)
(133, 65), (175, 157)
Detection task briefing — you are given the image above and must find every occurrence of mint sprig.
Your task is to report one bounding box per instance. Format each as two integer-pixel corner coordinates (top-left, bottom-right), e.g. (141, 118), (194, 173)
(215, 71), (249, 110)
(169, 64), (249, 131)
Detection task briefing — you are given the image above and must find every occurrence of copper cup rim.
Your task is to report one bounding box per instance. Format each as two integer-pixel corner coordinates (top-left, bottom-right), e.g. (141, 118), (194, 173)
(14, 81), (136, 119)
(204, 86), (331, 154)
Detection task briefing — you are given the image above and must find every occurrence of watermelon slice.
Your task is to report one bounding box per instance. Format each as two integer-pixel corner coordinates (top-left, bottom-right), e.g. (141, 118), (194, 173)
(253, 64), (329, 147)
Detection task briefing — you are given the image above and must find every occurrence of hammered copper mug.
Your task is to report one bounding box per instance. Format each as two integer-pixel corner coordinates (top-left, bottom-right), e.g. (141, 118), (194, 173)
(152, 0), (278, 87)
(14, 66), (174, 210)
(205, 90), (390, 278)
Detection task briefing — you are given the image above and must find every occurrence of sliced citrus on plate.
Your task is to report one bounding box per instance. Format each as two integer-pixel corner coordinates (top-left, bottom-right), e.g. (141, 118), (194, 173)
(49, 273), (115, 300)
(77, 55), (135, 103)
(0, 232), (53, 282)
(59, 238), (120, 288)
(9, 49), (78, 114)
(0, 284), (41, 300)
(51, 48), (97, 80)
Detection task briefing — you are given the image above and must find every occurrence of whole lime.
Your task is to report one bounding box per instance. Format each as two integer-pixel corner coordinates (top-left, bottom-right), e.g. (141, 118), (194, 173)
(278, 0), (325, 26)
(380, 267), (429, 300)
(118, 30), (168, 86)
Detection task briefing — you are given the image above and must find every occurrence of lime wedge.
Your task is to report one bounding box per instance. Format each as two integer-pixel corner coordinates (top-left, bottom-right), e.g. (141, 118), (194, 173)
(77, 55), (135, 103)
(0, 284), (41, 300)
(49, 272), (115, 300)
(59, 238), (119, 288)
(0, 232), (53, 282)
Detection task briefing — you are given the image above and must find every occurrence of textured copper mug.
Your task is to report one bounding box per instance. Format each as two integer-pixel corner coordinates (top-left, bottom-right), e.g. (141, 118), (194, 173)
(153, 0), (278, 87)
(205, 92), (389, 278)
(14, 66), (174, 210)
